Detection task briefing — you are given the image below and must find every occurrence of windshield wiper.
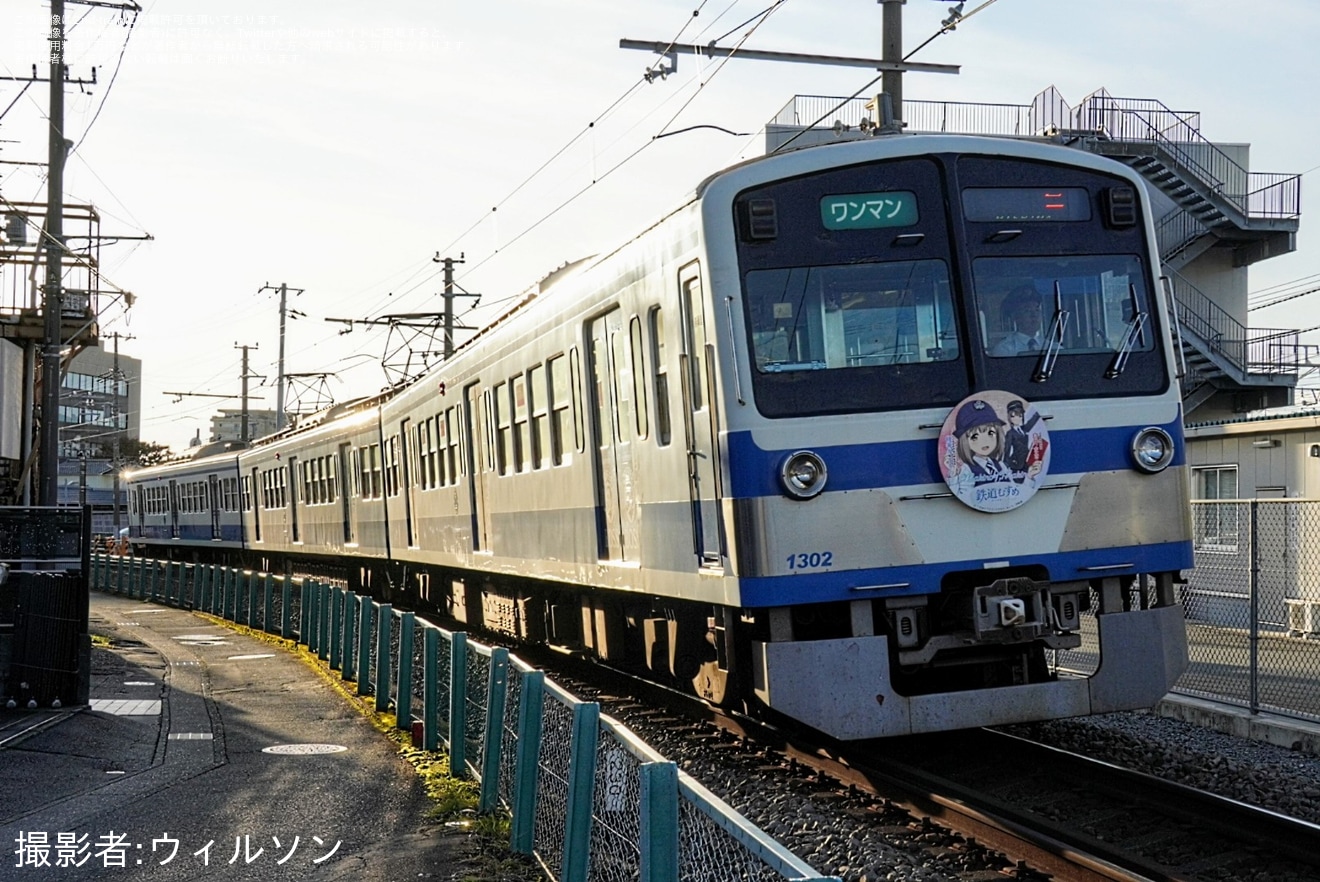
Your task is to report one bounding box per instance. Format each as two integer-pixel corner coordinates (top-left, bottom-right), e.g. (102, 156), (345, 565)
(1032, 284), (1070, 383)
(1106, 283), (1147, 379)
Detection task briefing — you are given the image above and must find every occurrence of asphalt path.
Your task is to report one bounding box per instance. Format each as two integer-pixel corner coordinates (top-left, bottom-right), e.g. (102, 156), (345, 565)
(0, 592), (479, 881)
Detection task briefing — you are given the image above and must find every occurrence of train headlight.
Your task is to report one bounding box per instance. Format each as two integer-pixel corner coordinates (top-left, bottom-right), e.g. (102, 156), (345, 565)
(1131, 427), (1175, 473)
(780, 450), (828, 499)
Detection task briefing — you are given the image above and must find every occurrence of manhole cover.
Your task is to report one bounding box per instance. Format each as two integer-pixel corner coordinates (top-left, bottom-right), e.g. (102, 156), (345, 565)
(175, 634), (223, 641)
(262, 744), (348, 755)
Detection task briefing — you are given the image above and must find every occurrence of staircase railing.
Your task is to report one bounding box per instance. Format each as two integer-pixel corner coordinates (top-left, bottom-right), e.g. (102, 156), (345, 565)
(1167, 270), (1247, 372)
(1077, 95), (1300, 221)
(1166, 269), (1299, 377)
(1156, 208), (1209, 264)
(770, 95), (1301, 223)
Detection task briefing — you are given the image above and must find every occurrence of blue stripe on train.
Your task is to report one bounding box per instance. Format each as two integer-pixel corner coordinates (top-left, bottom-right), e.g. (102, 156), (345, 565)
(737, 540), (1194, 607)
(725, 418), (1185, 498)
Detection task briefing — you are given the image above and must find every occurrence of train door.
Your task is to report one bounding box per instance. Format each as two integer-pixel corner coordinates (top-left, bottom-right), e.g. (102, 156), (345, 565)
(587, 309), (641, 562)
(463, 382), (491, 552)
(288, 458), (300, 543)
(399, 418), (417, 547)
(678, 267), (725, 568)
(209, 474), (221, 540)
(168, 479), (179, 539)
(338, 443), (353, 545)
(251, 468), (262, 542)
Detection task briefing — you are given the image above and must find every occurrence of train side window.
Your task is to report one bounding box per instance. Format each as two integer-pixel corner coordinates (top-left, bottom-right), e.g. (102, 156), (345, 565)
(326, 458), (337, 503)
(570, 346), (584, 452)
(372, 443), (383, 498)
(512, 374), (528, 473)
(492, 381), (510, 475)
(426, 416), (440, 488)
(611, 329), (635, 442)
(429, 418), (439, 488)
(548, 353), (570, 466)
(437, 411), (450, 485)
(649, 306), (671, 446)
(385, 436), (400, 496)
(630, 314), (649, 440)
(529, 363), (548, 469)
(448, 405), (463, 479)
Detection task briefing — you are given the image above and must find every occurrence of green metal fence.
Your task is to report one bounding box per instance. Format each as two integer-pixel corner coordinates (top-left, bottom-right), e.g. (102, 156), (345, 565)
(89, 554), (838, 882)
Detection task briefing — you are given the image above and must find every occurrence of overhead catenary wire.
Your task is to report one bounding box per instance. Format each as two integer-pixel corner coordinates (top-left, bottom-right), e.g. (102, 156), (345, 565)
(366, 1), (767, 328)
(451, 0), (791, 307)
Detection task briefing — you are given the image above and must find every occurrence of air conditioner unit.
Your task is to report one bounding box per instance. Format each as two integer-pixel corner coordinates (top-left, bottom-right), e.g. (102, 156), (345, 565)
(1285, 599), (1320, 637)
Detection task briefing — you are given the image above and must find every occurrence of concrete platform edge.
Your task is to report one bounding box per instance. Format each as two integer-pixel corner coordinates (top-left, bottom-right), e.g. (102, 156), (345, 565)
(1156, 694), (1320, 755)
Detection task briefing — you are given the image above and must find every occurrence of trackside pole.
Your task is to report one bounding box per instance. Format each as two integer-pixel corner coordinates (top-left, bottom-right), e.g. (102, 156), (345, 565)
(640, 761), (680, 882)
(449, 632), (468, 776)
(342, 593), (358, 681)
(479, 647), (509, 812)
(396, 611), (415, 729)
(375, 603), (392, 712)
(423, 626), (440, 751)
(357, 600), (374, 697)
(510, 669), (545, 855)
(562, 701), (600, 882)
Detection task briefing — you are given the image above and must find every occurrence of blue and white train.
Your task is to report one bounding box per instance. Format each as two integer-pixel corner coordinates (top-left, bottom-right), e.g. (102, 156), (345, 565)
(126, 134), (1192, 739)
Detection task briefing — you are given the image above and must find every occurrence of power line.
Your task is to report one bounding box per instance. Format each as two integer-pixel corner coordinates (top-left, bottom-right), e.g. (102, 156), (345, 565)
(454, 0), (792, 292)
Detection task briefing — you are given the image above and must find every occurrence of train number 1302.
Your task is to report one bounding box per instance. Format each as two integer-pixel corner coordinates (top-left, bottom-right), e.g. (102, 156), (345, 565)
(786, 551), (834, 570)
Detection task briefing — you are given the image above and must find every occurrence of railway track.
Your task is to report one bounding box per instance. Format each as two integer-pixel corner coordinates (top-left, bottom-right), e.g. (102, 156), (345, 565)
(519, 644), (1320, 882)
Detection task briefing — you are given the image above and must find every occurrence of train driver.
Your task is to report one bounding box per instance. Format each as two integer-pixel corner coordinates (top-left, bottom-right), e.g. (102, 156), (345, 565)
(991, 285), (1046, 356)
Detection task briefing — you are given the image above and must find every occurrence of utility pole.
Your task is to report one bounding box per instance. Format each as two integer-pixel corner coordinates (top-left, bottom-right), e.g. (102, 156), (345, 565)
(620, 1), (959, 130)
(39, 0), (67, 507)
(29, 0), (139, 505)
(432, 253), (478, 358)
(880, 0), (904, 126)
(258, 282), (303, 431)
(325, 259), (477, 386)
(234, 343), (258, 442)
(105, 331), (134, 534)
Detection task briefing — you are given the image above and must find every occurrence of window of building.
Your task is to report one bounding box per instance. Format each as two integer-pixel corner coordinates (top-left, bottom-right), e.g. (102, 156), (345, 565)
(1193, 465), (1239, 552)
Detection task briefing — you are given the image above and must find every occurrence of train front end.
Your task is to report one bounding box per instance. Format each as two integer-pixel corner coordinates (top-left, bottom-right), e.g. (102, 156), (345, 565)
(703, 135), (1192, 739)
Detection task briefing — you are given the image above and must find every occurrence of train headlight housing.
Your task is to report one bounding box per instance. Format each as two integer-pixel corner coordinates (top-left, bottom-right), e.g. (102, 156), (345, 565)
(781, 450), (828, 499)
(1131, 427), (1175, 473)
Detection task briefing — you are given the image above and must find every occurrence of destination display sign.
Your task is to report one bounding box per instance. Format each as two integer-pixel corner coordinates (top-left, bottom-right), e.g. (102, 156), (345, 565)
(962, 187), (1091, 222)
(820, 191), (918, 230)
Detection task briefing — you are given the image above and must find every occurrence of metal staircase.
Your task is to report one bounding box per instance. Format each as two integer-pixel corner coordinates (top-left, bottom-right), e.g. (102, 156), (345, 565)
(1058, 92), (1304, 411)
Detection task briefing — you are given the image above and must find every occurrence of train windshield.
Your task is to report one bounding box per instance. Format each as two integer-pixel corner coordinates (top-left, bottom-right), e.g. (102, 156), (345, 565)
(745, 260), (958, 371)
(732, 151), (1168, 418)
(975, 255), (1154, 361)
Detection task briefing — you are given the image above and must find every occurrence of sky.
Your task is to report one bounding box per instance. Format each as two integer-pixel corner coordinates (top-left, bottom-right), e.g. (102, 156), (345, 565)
(2, 0), (1319, 453)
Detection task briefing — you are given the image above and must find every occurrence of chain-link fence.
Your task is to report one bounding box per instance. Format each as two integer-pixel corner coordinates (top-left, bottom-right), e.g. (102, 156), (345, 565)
(1182, 500), (1320, 722)
(89, 554), (839, 882)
